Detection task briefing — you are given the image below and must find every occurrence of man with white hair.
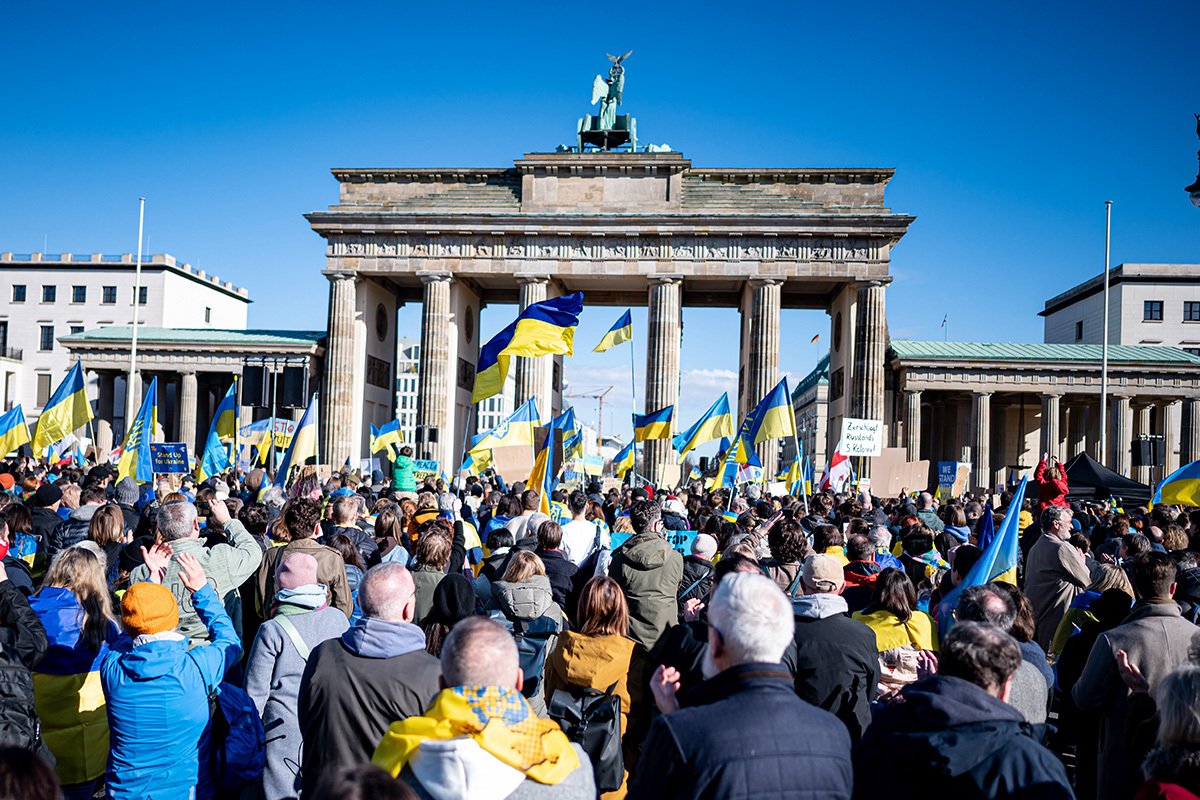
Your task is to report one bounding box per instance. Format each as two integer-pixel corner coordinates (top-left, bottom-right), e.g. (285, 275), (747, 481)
(632, 572), (853, 799)
(869, 525), (902, 570)
(372, 616), (595, 799)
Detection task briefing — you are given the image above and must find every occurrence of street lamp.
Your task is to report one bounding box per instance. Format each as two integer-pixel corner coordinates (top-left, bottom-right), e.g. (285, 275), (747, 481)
(1187, 113), (1200, 208)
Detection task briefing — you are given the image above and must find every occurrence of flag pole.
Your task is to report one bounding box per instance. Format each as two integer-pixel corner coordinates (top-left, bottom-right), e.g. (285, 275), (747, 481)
(125, 198), (145, 426)
(628, 331), (639, 488)
(456, 405), (473, 480)
(1099, 200), (1112, 466)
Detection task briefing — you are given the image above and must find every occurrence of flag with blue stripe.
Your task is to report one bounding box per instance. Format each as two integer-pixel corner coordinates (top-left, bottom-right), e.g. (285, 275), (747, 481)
(472, 293), (583, 403)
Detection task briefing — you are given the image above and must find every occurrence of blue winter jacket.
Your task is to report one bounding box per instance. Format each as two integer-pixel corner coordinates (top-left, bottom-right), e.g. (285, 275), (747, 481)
(100, 584), (242, 800)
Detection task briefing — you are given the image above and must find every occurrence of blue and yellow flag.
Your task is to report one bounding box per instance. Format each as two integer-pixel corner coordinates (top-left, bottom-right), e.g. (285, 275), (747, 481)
(472, 293), (584, 403)
(936, 476), (1028, 638)
(526, 427), (556, 515)
(461, 448), (492, 476)
(196, 381), (238, 481)
(563, 429), (584, 461)
(370, 419), (403, 458)
(470, 398), (541, 453)
(633, 406), (674, 442)
(749, 378), (796, 445)
(672, 393), (734, 461)
(612, 440), (636, 480)
(274, 394), (319, 488)
(1153, 459), (1200, 508)
(118, 377), (158, 483)
(550, 406), (578, 437)
(0, 406), (31, 457)
(32, 362), (94, 458)
(593, 309), (633, 353)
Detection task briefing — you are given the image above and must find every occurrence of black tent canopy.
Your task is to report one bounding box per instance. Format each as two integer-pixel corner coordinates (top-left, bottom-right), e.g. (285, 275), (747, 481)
(1063, 453), (1152, 503)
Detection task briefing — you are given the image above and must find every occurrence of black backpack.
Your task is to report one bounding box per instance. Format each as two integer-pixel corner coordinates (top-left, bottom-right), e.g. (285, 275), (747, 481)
(487, 612), (558, 699)
(549, 682), (624, 792)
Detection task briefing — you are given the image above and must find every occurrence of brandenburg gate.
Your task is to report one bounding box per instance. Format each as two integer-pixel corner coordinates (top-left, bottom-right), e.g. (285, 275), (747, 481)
(308, 150), (913, 478)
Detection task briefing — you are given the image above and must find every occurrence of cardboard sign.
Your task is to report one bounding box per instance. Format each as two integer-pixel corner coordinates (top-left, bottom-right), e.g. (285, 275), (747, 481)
(611, 529), (697, 556)
(582, 454), (605, 476)
(149, 443), (190, 474)
(490, 445), (535, 482)
(413, 459), (441, 483)
(840, 418), (884, 457)
(658, 463), (681, 488)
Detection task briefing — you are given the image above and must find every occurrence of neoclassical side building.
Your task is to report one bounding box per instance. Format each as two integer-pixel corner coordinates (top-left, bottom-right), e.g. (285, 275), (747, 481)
(308, 151), (913, 479)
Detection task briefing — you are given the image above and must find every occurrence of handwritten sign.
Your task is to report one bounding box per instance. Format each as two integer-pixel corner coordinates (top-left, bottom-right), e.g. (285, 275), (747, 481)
(840, 418), (883, 457)
(611, 529), (698, 556)
(413, 459), (441, 483)
(150, 443), (190, 474)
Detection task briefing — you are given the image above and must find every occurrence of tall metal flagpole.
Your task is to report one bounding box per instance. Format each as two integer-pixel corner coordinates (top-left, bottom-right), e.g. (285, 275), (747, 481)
(125, 198), (145, 425)
(1099, 201), (1112, 464)
(629, 329), (639, 488)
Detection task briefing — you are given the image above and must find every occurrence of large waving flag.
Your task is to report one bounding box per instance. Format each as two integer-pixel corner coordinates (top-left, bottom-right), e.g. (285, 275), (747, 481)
(526, 427), (557, 515)
(118, 378), (158, 483)
(196, 382), (238, 481)
(936, 476), (1029, 637)
(818, 439), (852, 493)
(470, 398), (541, 453)
(593, 309), (633, 353)
(370, 419), (403, 458)
(472, 292), (584, 403)
(612, 441), (636, 480)
(274, 395), (319, 488)
(633, 405), (674, 442)
(672, 393), (734, 461)
(0, 406), (31, 457)
(550, 406), (578, 437)
(33, 362), (94, 458)
(748, 378), (796, 446)
(563, 429), (584, 461)
(1153, 459), (1200, 508)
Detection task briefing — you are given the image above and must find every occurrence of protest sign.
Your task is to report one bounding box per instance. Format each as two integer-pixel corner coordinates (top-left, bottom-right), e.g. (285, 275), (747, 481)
(582, 454), (605, 476)
(149, 443), (190, 474)
(491, 446), (534, 481)
(840, 418), (884, 457)
(413, 459), (441, 483)
(937, 461), (958, 493)
(611, 529), (697, 556)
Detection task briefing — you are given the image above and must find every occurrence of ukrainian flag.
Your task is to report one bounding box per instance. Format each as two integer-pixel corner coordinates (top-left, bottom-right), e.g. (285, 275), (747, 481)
(0, 406), (31, 457)
(470, 398), (541, 453)
(1153, 459), (1200, 508)
(633, 406), (674, 442)
(117, 378), (158, 483)
(749, 378), (796, 445)
(461, 448), (492, 476)
(195, 382), (238, 481)
(526, 427), (556, 515)
(936, 476), (1028, 638)
(472, 292), (584, 403)
(612, 441), (635, 480)
(33, 362), (94, 458)
(550, 406), (578, 436)
(370, 419), (403, 458)
(672, 394), (734, 461)
(593, 309), (633, 353)
(274, 394), (319, 488)
(786, 456), (804, 496)
(563, 429), (584, 461)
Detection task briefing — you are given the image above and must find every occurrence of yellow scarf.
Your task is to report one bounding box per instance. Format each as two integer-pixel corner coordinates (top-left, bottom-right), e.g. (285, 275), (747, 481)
(372, 686), (579, 784)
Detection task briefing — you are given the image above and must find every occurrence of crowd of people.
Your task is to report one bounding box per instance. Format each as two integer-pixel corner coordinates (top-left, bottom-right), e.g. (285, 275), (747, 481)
(0, 449), (1196, 799)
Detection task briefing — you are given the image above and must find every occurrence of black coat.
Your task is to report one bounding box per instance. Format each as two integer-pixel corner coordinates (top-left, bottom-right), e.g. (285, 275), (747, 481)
(677, 555), (714, 608)
(782, 606), (880, 743)
(28, 507), (60, 549)
(661, 511), (689, 532)
(323, 524), (379, 566)
(853, 675), (1073, 800)
(629, 663), (853, 800)
(534, 548), (577, 612)
(0, 580), (48, 755)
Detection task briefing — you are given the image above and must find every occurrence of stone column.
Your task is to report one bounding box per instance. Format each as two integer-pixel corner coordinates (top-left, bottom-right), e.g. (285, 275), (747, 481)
(970, 391), (992, 493)
(1163, 399), (1182, 476)
(1067, 401), (1089, 458)
(1110, 395), (1133, 475)
(322, 272), (359, 469)
(178, 370), (199, 457)
(646, 276), (683, 482)
(417, 274), (452, 462)
(1134, 402), (1154, 485)
(1182, 398), (1200, 466)
(739, 277), (787, 472)
(1040, 393), (1062, 459)
(94, 372), (115, 458)
(852, 281), (887, 479)
(513, 276), (549, 414)
(903, 389), (922, 461)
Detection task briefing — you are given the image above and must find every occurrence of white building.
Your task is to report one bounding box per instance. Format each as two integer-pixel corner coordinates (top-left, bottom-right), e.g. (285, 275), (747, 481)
(0, 252), (249, 414)
(1042, 263), (1200, 357)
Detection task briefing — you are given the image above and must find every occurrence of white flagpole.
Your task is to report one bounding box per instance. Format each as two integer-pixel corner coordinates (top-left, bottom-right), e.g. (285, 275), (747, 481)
(126, 198), (145, 425)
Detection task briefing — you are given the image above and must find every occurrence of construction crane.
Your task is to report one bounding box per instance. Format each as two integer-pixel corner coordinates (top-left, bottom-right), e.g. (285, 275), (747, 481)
(564, 386), (614, 443)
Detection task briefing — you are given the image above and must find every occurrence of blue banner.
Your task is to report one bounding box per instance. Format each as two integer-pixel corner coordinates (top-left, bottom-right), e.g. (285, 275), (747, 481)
(937, 461), (958, 490)
(150, 442), (191, 474)
(611, 529), (697, 556)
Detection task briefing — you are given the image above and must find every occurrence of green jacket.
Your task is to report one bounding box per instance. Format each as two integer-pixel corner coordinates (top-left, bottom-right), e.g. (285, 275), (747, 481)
(608, 532), (684, 651)
(392, 454), (416, 492)
(130, 518), (264, 646)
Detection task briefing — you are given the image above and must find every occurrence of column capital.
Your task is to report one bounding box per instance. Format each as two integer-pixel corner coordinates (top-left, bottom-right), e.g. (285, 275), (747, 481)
(904, 387), (923, 396)
(1041, 391), (1064, 399)
(857, 278), (891, 289)
(417, 271), (453, 284)
(324, 270), (358, 282)
(515, 274), (551, 285)
(648, 274), (684, 286)
(178, 368), (197, 377)
(747, 276), (784, 288)
(971, 390), (994, 398)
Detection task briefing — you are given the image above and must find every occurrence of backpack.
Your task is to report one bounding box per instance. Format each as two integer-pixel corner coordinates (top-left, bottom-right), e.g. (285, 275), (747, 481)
(208, 682), (266, 792)
(549, 682), (624, 792)
(487, 611), (558, 699)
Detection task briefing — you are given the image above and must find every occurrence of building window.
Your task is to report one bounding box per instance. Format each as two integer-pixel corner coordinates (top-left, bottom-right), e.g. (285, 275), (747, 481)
(36, 374), (52, 407)
(1144, 300), (1164, 321)
(11, 285), (25, 303)
(69, 325), (84, 335)
(39, 325), (54, 352)
(133, 286), (148, 305)
(1185, 301), (1200, 322)
(102, 286), (116, 304)
(1184, 347), (1200, 357)
(205, 307), (212, 323)
(41, 285), (56, 303)
(1074, 320), (1083, 341)
(71, 285), (86, 303)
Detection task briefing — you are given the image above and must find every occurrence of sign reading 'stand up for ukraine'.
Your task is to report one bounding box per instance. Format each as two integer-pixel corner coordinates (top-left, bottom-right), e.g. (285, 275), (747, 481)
(150, 443), (190, 474)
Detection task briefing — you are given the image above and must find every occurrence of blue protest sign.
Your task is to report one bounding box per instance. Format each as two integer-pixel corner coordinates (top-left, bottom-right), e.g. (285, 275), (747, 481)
(611, 529), (698, 556)
(937, 461), (958, 490)
(150, 442), (191, 474)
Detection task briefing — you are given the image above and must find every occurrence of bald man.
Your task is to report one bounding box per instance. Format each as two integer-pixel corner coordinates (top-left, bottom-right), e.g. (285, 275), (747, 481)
(298, 563), (441, 797)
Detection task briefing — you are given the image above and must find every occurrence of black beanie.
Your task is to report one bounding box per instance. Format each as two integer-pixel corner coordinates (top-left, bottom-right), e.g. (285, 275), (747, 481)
(427, 574), (477, 626)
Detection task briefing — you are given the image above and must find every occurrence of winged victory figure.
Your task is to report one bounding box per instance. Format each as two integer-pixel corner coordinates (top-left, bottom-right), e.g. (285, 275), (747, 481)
(591, 50), (632, 131)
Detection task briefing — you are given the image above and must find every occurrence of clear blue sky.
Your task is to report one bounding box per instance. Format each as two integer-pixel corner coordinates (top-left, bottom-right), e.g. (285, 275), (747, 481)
(3, 1), (1198, 436)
